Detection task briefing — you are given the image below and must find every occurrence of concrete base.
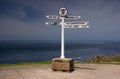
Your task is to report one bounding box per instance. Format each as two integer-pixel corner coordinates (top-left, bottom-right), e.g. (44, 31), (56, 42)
(51, 58), (74, 72)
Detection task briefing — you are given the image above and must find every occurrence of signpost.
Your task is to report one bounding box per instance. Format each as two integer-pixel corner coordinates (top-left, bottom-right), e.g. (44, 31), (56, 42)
(46, 7), (89, 58)
(46, 7), (89, 71)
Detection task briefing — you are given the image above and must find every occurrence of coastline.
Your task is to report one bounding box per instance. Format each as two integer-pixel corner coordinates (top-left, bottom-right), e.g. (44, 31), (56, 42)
(0, 60), (119, 67)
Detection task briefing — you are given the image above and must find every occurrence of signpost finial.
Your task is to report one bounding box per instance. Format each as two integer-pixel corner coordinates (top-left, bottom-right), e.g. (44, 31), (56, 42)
(59, 7), (68, 17)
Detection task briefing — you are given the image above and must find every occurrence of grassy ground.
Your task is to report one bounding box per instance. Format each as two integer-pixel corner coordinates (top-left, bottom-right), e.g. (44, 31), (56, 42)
(0, 61), (119, 67)
(88, 54), (120, 63)
(0, 61), (51, 67)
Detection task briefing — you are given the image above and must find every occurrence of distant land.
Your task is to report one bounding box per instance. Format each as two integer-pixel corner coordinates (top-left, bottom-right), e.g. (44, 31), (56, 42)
(0, 40), (120, 44)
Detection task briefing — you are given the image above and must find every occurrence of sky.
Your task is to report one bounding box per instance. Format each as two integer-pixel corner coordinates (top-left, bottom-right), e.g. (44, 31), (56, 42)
(0, 0), (120, 41)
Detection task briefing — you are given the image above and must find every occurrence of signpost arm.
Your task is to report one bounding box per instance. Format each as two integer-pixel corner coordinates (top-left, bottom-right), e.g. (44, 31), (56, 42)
(61, 17), (65, 58)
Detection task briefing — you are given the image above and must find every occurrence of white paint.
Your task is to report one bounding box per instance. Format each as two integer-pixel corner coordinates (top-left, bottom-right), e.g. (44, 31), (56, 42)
(61, 17), (65, 58)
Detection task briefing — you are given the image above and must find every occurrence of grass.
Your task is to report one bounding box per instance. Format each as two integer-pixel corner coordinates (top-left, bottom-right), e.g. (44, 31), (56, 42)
(74, 61), (120, 64)
(87, 54), (120, 64)
(0, 60), (120, 67)
(20, 61), (51, 65)
(0, 61), (51, 67)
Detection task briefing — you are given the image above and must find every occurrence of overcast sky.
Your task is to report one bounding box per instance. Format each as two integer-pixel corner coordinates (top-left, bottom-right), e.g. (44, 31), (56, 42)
(0, 0), (120, 41)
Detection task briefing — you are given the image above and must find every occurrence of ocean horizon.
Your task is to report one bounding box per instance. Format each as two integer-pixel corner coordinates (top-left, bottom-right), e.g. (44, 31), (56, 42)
(0, 40), (120, 64)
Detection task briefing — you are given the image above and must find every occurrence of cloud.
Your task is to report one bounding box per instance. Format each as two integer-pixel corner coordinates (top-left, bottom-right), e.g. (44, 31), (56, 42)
(0, 0), (120, 40)
(0, 17), (61, 40)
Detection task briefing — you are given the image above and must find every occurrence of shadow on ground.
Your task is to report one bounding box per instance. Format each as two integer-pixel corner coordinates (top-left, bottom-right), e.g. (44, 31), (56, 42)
(74, 66), (96, 70)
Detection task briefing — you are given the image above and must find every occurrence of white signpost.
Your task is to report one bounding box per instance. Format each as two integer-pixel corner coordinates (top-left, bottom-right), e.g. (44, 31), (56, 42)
(46, 7), (89, 58)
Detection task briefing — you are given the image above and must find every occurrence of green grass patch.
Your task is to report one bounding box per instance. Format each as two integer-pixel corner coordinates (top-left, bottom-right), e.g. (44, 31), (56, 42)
(74, 61), (120, 64)
(0, 61), (51, 67)
(20, 61), (51, 65)
(0, 63), (16, 67)
(0, 61), (119, 67)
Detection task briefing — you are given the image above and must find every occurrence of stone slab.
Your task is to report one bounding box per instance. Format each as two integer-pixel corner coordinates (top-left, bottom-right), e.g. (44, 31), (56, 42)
(51, 58), (74, 72)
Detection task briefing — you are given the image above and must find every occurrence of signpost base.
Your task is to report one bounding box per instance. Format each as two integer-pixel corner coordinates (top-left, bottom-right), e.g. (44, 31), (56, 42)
(51, 58), (74, 72)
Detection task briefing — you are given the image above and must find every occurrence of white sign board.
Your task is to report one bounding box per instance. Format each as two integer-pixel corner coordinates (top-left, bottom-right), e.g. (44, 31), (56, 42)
(46, 15), (61, 19)
(46, 15), (81, 20)
(45, 22), (59, 25)
(64, 21), (89, 28)
(64, 25), (89, 28)
(65, 16), (81, 19)
(65, 21), (89, 25)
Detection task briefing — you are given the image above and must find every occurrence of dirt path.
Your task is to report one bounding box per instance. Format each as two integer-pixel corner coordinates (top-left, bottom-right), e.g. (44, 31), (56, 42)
(0, 64), (120, 79)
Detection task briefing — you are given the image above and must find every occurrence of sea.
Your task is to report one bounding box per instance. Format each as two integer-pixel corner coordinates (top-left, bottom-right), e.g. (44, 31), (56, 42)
(0, 40), (120, 64)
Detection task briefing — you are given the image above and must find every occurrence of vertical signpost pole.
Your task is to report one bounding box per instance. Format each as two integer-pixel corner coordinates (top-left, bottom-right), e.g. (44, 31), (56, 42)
(61, 17), (65, 58)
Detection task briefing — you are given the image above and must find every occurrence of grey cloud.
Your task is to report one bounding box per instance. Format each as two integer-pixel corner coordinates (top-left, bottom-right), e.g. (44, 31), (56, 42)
(0, 0), (120, 40)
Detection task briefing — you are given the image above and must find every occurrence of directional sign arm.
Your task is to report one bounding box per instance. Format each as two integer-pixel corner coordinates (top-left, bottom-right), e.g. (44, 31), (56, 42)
(65, 16), (81, 19)
(46, 15), (61, 19)
(65, 21), (89, 25)
(46, 22), (60, 25)
(64, 21), (89, 28)
(64, 25), (89, 28)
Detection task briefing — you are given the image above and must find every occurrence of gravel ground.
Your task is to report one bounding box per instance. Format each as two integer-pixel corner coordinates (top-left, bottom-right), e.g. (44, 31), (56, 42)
(0, 64), (120, 79)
